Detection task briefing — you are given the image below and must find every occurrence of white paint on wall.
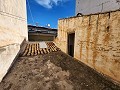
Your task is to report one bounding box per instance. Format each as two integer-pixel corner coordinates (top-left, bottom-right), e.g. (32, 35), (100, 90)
(0, 0), (28, 82)
(76, 0), (120, 15)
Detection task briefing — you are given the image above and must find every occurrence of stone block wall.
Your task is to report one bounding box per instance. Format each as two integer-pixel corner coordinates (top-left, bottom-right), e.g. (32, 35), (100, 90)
(0, 0), (27, 82)
(55, 10), (120, 83)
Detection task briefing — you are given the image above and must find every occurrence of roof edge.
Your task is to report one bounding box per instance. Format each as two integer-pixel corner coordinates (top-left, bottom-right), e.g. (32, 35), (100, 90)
(59, 9), (120, 20)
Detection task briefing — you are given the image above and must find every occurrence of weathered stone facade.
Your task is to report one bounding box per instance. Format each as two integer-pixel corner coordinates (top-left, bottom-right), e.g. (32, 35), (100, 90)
(55, 10), (120, 83)
(0, 0), (27, 82)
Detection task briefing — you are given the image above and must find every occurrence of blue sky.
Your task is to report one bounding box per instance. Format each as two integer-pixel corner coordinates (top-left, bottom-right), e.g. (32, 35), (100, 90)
(27, 0), (75, 28)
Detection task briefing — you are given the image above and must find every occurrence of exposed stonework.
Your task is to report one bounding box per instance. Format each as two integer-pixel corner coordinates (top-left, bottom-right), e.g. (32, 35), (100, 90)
(55, 10), (120, 83)
(0, 0), (27, 82)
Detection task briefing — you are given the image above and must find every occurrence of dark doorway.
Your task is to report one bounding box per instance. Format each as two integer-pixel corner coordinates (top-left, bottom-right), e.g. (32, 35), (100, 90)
(68, 33), (75, 57)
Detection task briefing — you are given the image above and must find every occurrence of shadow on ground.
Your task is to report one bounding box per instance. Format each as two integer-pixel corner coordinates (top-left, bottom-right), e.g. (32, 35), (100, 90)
(0, 51), (120, 90)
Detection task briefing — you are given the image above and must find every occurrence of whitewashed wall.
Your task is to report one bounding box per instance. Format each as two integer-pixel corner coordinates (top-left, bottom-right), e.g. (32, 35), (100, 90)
(0, 0), (28, 82)
(76, 0), (120, 15)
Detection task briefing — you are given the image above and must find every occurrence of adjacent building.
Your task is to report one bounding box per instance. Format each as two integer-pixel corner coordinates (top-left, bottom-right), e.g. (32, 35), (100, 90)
(28, 25), (57, 41)
(76, 0), (120, 15)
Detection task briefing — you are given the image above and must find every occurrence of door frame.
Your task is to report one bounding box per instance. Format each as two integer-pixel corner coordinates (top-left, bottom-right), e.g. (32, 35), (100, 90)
(67, 31), (75, 57)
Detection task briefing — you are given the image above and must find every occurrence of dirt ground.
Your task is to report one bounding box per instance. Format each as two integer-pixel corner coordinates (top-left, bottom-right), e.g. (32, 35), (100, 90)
(0, 51), (120, 90)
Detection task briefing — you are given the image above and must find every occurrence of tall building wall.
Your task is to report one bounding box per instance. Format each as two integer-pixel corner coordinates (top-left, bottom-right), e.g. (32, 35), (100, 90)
(0, 0), (28, 82)
(76, 0), (120, 15)
(55, 10), (120, 83)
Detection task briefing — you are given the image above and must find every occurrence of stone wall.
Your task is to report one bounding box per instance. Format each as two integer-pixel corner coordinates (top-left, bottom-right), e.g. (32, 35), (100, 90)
(0, 0), (27, 82)
(55, 10), (120, 83)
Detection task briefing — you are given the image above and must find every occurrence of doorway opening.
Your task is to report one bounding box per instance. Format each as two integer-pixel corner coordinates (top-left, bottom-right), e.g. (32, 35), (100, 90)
(68, 33), (75, 57)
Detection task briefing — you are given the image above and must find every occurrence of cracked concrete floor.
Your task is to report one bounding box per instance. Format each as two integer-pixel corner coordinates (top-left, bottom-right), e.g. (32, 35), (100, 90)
(0, 51), (120, 90)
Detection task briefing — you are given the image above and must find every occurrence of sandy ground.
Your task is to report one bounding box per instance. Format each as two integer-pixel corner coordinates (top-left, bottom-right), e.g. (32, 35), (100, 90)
(0, 51), (120, 90)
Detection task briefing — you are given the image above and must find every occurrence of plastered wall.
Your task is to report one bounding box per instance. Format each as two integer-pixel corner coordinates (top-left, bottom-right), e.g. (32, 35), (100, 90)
(55, 10), (120, 83)
(76, 0), (120, 15)
(0, 0), (27, 82)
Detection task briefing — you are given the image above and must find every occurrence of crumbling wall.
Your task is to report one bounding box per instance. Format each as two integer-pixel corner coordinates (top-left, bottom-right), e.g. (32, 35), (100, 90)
(55, 11), (120, 83)
(0, 0), (27, 82)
